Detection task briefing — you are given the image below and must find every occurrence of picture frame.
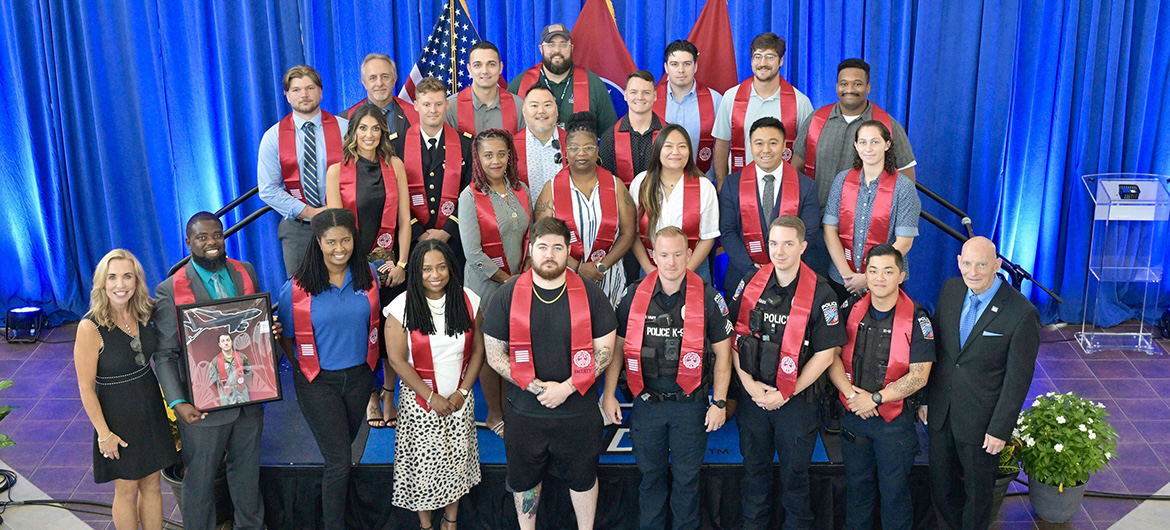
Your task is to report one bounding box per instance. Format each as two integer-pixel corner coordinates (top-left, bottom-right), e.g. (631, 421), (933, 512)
(176, 293), (282, 412)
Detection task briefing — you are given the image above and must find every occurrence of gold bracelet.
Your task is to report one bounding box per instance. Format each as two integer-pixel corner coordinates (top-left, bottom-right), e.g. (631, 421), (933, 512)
(396, 261), (407, 269)
(426, 390), (435, 405)
(98, 432), (114, 443)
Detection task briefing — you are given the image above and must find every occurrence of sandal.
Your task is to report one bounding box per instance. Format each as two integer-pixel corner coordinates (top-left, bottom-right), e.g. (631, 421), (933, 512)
(441, 513), (457, 529)
(367, 388), (386, 429)
(489, 420), (505, 438)
(381, 386), (398, 428)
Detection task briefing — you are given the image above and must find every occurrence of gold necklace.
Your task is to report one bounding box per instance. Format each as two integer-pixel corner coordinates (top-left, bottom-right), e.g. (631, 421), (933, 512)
(532, 283), (567, 304)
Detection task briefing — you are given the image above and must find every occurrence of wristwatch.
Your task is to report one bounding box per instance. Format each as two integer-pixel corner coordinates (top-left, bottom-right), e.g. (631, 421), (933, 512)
(871, 391), (883, 405)
(596, 261), (609, 274)
(457, 388), (471, 399)
(711, 399), (727, 409)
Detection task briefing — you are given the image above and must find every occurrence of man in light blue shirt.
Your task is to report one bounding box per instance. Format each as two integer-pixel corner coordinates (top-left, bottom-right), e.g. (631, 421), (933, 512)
(257, 65), (348, 275)
(654, 40), (723, 179)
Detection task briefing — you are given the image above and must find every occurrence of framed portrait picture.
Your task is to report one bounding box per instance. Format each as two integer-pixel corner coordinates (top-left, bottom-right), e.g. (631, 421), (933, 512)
(176, 293), (283, 412)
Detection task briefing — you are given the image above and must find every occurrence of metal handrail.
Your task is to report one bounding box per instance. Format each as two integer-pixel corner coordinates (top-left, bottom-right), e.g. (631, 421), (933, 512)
(165, 187), (273, 277)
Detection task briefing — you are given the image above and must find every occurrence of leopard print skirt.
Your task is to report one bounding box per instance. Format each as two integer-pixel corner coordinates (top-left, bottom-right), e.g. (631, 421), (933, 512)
(392, 384), (482, 511)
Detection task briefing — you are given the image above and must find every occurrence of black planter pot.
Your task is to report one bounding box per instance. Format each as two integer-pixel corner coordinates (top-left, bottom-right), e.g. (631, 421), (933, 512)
(161, 463), (234, 524)
(990, 469), (1020, 520)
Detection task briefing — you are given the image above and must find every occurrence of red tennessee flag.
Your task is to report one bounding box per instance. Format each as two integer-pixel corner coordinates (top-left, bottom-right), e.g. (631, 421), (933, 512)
(687, 0), (738, 93)
(570, 0), (638, 89)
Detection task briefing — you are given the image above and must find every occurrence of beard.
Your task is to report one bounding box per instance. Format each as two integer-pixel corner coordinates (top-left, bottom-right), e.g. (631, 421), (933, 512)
(192, 252), (227, 272)
(542, 54), (573, 76)
(534, 259), (568, 280)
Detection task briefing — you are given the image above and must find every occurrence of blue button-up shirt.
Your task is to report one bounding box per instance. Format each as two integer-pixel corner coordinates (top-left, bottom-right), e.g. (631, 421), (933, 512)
(257, 111), (349, 220)
(277, 268), (373, 371)
(962, 275), (1003, 329)
(190, 261), (237, 300)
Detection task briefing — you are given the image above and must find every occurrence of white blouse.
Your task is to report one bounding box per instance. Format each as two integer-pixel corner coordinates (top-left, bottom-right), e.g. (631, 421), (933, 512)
(630, 171), (721, 240)
(384, 287), (481, 396)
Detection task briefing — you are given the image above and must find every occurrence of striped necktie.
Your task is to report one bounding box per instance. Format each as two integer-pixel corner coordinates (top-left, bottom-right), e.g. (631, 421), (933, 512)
(301, 121), (321, 207)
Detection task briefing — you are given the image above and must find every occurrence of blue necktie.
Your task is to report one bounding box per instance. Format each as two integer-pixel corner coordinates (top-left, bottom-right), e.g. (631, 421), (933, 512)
(208, 274), (230, 300)
(301, 121), (321, 207)
(960, 293), (981, 348)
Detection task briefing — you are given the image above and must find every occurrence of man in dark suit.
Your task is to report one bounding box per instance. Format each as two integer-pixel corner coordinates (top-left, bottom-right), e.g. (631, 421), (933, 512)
(344, 53), (415, 156)
(719, 117), (821, 294)
(151, 212), (266, 530)
(403, 77), (473, 270)
(924, 236), (1039, 530)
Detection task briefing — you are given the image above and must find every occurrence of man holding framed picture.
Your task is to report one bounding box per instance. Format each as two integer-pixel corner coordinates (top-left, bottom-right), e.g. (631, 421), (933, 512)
(152, 212), (267, 530)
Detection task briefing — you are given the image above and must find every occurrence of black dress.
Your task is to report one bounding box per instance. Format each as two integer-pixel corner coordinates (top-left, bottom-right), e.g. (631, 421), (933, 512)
(354, 155), (389, 256)
(89, 317), (179, 483)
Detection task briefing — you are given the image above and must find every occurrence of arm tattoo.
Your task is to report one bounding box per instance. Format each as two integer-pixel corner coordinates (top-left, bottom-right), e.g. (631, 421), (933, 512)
(594, 344), (612, 376)
(484, 336), (517, 385)
(533, 198), (553, 219)
(622, 189), (636, 210)
(886, 362), (929, 398)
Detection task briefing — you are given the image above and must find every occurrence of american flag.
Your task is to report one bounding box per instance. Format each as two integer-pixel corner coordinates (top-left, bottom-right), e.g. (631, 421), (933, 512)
(398, 0), (481, 102)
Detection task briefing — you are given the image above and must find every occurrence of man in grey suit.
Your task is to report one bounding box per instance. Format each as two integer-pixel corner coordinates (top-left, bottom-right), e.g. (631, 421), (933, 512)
(923, 236), (1039, 530)
(152, 212), (266, 529)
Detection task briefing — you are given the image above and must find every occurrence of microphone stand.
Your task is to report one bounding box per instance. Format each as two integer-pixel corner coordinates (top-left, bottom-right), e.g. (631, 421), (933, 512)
(914, 181), (1064, 304)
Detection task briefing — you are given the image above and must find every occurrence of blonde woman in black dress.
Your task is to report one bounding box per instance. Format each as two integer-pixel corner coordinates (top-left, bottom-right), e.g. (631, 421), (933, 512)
(74, 249), (179, 530)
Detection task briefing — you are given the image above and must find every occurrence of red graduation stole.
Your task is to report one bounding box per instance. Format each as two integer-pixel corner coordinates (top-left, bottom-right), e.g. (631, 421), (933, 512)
(729, 77), (797, 172)
(172, 259), (256, 305)
(551, 168), (619, 263)
(513, 128), (567, 187)
(278, 111), (343, 201)
(517, 65), (591, 113)
(738, 162), (801, 264)
(508, 269), (596, 394)
(612, 118), (660, 186)
(409, 291), (476, 411)
(216, 352), (247, 392)
(839, 168), (897, 273)
(623, 270), (706, 396)
(733, 262), (817, 399)
(345, 96), (419, 124)
(839, 290), (913, 422)
(472, 184), (531, 275)
(653, 78), (716, 172)
(339, 156), (399, 251)
(638, 176), (701, 258)
(291, 278), (380, 382)
(804, 103), (891, 178)
(404, 123), (463, 229)
(456, 85), (518, 135)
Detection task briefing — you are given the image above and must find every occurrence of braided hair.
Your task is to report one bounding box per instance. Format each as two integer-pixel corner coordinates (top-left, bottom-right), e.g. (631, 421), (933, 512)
(470, 128), (523, 193)
(401, 239), (473, 336)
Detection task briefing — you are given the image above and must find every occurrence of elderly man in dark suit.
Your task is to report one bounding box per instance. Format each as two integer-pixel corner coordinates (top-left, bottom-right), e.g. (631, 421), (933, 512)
(152, 212), (266, 530)
(923, 236), (1039, 530)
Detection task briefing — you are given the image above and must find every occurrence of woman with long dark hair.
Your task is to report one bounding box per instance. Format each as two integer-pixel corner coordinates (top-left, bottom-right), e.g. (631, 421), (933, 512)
(75, 249), (179, 530)
(823, 120), (921, 299)
(277, 208), (380, 530)
(385, 239), (482, 530)
(457, 128), (531, 436)
(324, 102), (412, 430)
(629, 124), (720, 283)
(533, 111), (637, 304)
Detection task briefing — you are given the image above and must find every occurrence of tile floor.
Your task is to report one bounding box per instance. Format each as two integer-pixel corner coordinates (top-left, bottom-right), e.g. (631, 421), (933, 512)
(0, 323), (1166, 529)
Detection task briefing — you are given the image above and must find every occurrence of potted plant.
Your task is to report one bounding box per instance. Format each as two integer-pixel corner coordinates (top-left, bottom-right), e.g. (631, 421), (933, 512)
(1016, 391), (1118, 523)
(990, 436), (1022, 520)
(0, 380), (14, 448)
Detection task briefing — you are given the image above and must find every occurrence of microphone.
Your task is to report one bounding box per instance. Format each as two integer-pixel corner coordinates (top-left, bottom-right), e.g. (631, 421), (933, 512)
(961, 217), (974, 238)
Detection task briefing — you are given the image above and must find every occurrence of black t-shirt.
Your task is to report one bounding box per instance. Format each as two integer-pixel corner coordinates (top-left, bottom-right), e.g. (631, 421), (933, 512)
(483, 275), (618, 418)
(727, 267), (848, 374)
(839, 298), (937, 365)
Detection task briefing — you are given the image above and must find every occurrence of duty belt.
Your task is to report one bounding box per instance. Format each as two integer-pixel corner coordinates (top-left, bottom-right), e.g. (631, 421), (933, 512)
(638, 388), (705, 403)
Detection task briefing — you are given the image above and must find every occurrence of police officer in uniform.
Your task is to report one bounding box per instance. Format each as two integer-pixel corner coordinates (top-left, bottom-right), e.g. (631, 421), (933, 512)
(603, 226), (734, 530)
(727, 215), (846, 530)
(827, 244), (934, 530)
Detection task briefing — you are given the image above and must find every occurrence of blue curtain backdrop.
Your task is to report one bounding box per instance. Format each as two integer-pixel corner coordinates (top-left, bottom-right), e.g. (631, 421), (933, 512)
(2, 0), (1168, 326)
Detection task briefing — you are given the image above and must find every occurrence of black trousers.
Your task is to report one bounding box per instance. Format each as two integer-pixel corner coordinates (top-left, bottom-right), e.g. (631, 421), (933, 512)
(841, 410), (918, 530)
(176, 406), (265, 530)
(928, 417), (998, 530)
(293, 364), (375, 530)
(630, 398), (709, 530)
(736, 395), (818, 530)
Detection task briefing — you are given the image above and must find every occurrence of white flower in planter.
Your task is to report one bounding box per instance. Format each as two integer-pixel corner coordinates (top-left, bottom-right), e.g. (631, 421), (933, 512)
(1056, 416), (1066, 424)
(1054, 443), (1064, 453)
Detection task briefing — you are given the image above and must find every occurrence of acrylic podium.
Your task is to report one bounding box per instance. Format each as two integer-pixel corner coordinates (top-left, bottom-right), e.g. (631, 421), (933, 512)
(1075, 173), (1170, 355)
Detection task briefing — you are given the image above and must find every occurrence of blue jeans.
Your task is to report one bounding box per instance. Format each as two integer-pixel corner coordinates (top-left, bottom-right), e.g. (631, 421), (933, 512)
(630, 398), (709, 530)
(841, 409), (918, 530)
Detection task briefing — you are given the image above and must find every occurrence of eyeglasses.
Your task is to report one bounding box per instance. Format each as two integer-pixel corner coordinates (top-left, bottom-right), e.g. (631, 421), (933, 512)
(751, 53), (779, 62)
(566, 145), (598, 154)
